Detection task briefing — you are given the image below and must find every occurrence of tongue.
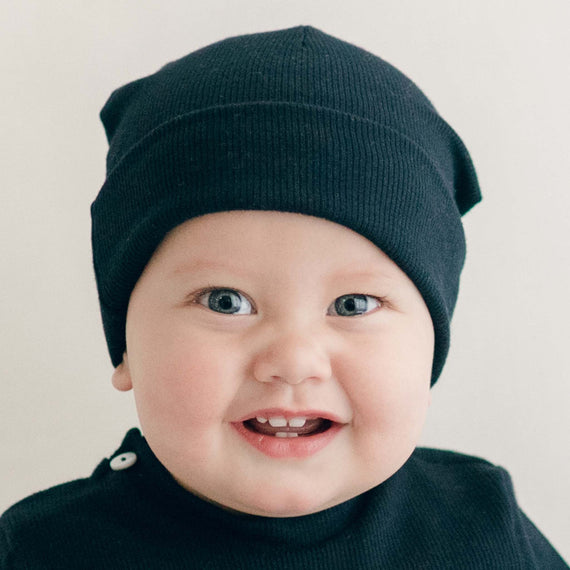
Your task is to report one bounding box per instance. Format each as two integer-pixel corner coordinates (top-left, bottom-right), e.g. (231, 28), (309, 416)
(245, 418), (330, 437)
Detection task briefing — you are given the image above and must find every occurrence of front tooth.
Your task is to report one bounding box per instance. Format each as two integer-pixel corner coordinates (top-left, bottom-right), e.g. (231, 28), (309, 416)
(268, 417), (287, 427)
(288, 417), (306, 428)
(256, 417), (268, 423)
(275, 432), (288, 438)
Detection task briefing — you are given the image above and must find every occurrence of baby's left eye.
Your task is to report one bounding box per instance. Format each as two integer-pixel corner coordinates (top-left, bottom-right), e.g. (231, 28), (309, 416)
(327, 294), (382, 317)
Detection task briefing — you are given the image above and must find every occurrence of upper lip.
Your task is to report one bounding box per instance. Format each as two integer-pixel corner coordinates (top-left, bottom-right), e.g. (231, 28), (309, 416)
(234, 408), (346, 424)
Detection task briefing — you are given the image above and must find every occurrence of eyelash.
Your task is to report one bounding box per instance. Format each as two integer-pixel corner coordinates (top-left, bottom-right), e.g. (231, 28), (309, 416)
(190, 287), (385, 317)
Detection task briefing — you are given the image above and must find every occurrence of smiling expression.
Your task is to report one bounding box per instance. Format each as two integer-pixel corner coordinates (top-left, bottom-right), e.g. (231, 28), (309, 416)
(112, 211), (434, 517)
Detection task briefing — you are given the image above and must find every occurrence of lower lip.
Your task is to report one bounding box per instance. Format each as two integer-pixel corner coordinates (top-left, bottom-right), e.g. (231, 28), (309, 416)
(231, 422), (343, 459)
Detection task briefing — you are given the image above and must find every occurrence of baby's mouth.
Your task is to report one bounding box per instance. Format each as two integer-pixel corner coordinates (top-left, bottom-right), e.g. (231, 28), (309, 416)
(243, 416), (333, 438)
(233, 412), (344, 458)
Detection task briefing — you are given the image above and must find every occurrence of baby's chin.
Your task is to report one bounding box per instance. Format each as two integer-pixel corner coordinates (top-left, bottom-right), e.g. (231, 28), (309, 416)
(178, 477), (371, 518)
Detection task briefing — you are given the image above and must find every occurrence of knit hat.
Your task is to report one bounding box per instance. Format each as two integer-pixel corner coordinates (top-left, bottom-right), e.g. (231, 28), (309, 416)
(92, 25), (481, 385)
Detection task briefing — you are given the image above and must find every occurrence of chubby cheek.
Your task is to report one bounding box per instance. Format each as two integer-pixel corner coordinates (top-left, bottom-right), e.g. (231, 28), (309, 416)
(130, 327), (240, 450)
(338, 331), (432, 479)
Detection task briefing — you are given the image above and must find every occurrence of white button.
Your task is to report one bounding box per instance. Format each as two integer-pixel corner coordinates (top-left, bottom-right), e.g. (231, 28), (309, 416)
(110, 452), (137, 471)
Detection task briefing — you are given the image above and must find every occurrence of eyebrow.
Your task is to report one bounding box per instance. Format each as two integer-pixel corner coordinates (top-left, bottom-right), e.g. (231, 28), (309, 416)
(327, 267), (398, 284)
(171, 260), (397, 285)
(170, 259), (253, 278)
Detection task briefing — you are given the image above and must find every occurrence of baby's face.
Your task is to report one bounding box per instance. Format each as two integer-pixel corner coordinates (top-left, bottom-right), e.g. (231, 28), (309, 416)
(113, 211), (434, 517)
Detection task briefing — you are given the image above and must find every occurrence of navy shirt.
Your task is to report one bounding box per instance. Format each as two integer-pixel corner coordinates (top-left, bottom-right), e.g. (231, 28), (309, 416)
(1, 428), (567, 569)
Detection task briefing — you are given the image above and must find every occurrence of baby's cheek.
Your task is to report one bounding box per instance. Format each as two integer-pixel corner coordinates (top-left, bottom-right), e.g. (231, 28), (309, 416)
(335, 342), (429, 446)
(153, 364), (221, 417)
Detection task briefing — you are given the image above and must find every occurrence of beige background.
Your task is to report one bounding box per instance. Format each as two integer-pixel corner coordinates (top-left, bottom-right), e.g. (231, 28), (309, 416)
(1, 0), (569, 561)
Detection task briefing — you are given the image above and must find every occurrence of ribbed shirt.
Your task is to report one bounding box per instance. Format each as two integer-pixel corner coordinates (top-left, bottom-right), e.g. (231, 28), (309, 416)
(1, 428), (567, 569)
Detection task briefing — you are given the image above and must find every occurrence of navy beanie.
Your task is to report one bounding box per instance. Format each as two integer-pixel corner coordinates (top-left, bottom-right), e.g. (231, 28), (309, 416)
(92, 25), (481, 384)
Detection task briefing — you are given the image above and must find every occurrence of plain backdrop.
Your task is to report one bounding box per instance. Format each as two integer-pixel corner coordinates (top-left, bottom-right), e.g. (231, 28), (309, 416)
(1, 0), (569, 561)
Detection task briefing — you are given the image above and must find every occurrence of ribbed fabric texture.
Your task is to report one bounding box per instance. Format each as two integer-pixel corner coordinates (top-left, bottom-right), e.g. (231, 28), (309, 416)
(2, 429), (567, 569)
(91, 26), (482, 383)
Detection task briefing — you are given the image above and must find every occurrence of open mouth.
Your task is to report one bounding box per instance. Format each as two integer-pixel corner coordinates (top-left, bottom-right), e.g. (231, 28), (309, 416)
(243, 416), (333, 438)
(232, 412), (343, 458)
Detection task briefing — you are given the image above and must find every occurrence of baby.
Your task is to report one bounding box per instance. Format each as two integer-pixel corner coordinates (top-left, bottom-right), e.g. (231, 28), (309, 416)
(1, 25), (567, 569)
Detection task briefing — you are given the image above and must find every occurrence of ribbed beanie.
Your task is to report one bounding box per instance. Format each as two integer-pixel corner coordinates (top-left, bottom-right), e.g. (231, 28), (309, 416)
(92, 25), (481, 384)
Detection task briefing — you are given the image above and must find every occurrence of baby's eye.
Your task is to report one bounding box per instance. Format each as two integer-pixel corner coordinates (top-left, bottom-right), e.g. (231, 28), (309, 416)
(197, 288), (254, 315)
(327, 294), (382, 317)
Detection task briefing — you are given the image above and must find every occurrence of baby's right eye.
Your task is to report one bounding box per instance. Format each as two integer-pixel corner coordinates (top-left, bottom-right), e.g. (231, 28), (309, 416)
(196, 288), (254, 315)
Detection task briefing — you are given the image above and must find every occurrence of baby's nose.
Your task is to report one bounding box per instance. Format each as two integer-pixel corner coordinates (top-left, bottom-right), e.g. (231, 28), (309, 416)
(251, 331), (332, 385)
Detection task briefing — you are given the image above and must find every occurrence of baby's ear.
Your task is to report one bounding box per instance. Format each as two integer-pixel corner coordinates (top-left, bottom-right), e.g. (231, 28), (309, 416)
(112, 352), (133, 392)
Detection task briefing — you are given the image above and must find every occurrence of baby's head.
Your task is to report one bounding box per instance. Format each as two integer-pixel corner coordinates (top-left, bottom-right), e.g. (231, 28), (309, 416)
(92, 26), (480, 516)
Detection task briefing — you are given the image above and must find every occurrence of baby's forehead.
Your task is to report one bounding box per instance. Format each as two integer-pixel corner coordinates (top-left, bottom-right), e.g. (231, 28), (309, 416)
(148, 210), (408, 285)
